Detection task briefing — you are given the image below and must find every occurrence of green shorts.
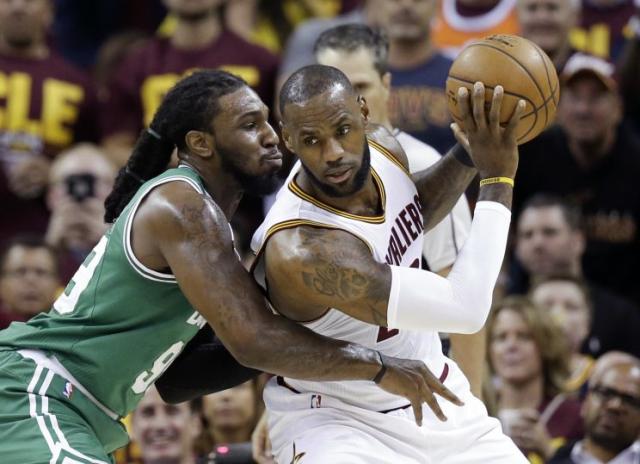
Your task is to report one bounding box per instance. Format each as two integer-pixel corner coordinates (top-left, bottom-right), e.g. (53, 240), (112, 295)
(0, 349), (130, 464)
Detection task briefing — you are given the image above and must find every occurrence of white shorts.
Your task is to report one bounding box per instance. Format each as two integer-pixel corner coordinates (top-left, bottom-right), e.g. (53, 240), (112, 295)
(265, 362), (527, 464)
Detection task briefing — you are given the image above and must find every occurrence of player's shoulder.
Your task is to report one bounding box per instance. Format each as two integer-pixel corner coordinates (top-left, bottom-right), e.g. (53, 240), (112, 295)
(137, 180), (228, 241)
(366, 124), (410, 172)
(266, 225), (369, 270)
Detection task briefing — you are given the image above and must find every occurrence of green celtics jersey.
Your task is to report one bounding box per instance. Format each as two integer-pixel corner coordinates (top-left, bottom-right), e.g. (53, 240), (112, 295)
(0, 166), (211, 417)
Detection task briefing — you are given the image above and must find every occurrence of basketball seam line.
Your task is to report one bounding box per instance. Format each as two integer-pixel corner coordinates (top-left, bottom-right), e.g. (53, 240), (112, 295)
(463, 42), (548, 107)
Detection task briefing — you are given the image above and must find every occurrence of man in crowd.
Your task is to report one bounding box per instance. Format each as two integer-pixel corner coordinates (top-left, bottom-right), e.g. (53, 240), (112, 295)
(513, 194), (640, 357)
(45, 143), (116, 282)
(131, 386), (203, 464)
(515, 53), (640, 306)
(548, 352), (640, 463)
(0, 236), (60, 329)
(379, 0), (457, 155)
(516, 0), (580, 71)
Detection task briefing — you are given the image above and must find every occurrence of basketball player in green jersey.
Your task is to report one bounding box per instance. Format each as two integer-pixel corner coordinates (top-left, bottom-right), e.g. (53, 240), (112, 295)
(0, 70), (462, 463)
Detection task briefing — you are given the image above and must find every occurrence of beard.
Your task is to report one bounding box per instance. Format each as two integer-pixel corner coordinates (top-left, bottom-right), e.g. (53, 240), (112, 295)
(589, 429), (635, 456)
(218, 146), (281, 197)
(301, 138), (371, 198)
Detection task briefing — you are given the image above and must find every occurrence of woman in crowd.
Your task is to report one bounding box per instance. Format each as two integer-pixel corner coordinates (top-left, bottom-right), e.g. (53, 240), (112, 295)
(487, 296), (583, 463)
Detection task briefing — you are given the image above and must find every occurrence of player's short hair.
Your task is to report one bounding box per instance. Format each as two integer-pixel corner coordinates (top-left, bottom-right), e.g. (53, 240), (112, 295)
(314, 24), (390, 77)
(279, 64), (356, 118)
(520, 193), (582, 231)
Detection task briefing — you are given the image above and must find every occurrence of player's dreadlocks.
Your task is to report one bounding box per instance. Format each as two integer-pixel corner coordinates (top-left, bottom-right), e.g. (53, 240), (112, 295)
(104, 70), (246, 223)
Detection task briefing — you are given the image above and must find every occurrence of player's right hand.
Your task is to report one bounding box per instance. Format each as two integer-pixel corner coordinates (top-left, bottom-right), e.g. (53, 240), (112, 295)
(377, 354), (464, 426)
(451, 82), (525, 180)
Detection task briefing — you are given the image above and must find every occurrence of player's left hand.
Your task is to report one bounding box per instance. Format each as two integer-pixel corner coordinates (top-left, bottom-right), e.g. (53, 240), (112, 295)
(508, 409), (553, 458)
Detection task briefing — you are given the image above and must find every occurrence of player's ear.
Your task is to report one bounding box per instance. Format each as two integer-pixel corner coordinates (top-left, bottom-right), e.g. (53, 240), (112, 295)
(185, 130), (214, 159)
(279, 121), (295, 153)
(358, 95), (370, 123)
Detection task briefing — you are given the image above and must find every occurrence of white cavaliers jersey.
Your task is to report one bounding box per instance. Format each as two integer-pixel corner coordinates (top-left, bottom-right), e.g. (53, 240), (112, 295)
(251, 140), (452, 412)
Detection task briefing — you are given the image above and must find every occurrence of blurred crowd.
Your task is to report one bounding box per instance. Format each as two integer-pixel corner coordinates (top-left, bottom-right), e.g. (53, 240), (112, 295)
(1, 0), (640, 463)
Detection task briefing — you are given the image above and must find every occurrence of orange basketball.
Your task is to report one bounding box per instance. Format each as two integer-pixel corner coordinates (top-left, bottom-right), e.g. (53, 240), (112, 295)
(446, 34), (559, 145)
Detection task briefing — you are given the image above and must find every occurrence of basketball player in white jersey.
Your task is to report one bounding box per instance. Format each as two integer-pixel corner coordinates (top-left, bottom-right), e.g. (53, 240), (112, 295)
(313, 24), (491, 398)
(250, 65), (528, 463)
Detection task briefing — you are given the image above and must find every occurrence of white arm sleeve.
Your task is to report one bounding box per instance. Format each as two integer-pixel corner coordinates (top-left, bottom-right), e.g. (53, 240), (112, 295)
(386, 201), (511, 334)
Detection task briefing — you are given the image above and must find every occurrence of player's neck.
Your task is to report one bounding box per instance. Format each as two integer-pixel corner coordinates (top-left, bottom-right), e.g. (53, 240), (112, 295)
(182, 161), (243, 220)
(298, 170), (381, 218)
(498, 375), (544, 410)
(0, 36), (48, 59)
(171, 13), (222, 50)
(388, 37), (434, 70)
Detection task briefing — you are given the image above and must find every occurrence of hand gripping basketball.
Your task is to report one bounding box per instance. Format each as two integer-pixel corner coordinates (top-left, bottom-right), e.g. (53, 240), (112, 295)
(450, 82), (524, 180)
(375, 354), (464, 426)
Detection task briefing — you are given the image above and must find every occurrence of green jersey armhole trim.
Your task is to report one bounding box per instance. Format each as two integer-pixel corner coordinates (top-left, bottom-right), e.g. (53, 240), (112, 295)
(123, 175), (204, 283)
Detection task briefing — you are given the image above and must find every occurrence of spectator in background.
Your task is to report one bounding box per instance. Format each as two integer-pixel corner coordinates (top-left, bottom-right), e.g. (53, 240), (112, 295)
(225, 0), (361, 54)
(512, 194), (640, 358)
(100, 0), (280, 252)
(131, 385), (203, 464)
(515, 53), (640, 307)
(487, 296), (583, 462)
(516, 0), (580, 71)
(276, 0), (378, 91)
(530, 276), (595, 394)
(548, 352), (640, 464)
(313, 23), (489, 397)
(45, 143), (116, 282)
(201, 381), (261, 449)
(572, 0), (638, 61)
(432, 0), (520, 59)
(101, 0), (280, 166)
(51, 0), (166, 69)
(0, 0), (100, 247)
(378, 0), (457, 155)
(0, 236), (60, 329)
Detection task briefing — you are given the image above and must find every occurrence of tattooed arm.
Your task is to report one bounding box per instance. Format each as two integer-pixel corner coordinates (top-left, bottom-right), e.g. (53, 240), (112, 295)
(265, 226), (393, 325)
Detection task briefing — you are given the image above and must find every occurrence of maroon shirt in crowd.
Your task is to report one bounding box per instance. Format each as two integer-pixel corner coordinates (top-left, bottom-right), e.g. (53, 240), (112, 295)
(101, 30), (280, 138)
(0, 51), (100, 246)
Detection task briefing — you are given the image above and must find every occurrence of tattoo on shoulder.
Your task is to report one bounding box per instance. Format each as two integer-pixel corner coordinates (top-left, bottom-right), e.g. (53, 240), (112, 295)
(296, 228), (388, 325)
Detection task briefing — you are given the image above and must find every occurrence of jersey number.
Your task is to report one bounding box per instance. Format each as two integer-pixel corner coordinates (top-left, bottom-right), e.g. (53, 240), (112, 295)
(376, 258), (419, 343)
(53, 237), (108, 315)
(131, 342), (184, 394)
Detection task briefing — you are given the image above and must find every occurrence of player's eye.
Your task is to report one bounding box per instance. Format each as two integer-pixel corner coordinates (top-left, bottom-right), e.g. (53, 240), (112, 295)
(304, 137), (318, 146)
(243, 122), (257, 130)
(337, 125), (350, 136)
